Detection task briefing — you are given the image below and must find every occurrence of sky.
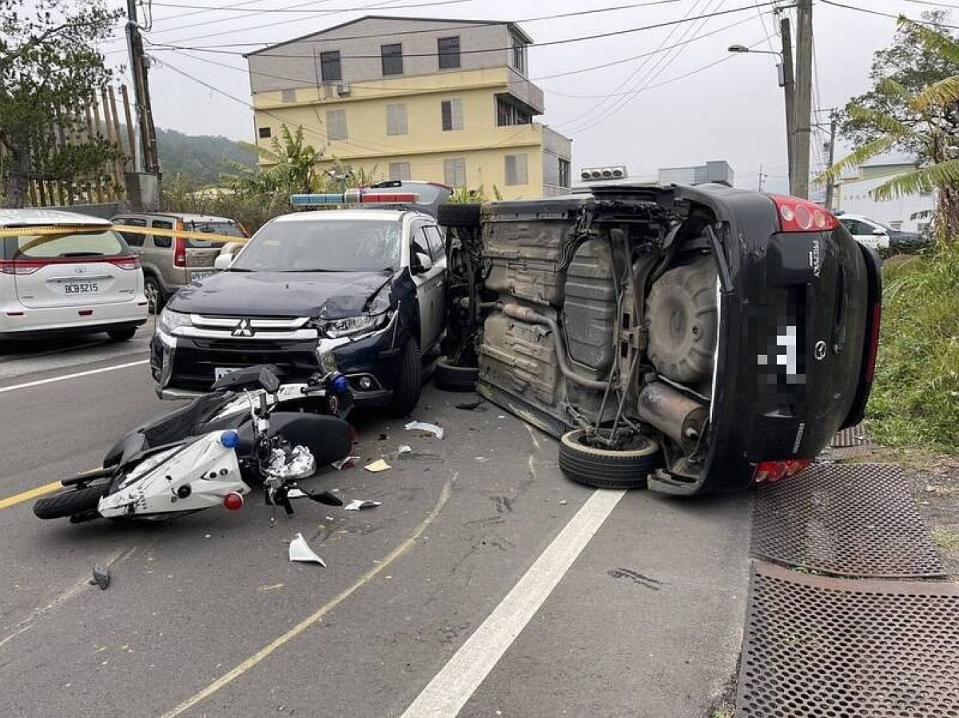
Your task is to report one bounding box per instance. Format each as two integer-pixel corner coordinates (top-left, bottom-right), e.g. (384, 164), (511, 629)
(96, 0), (953, 193)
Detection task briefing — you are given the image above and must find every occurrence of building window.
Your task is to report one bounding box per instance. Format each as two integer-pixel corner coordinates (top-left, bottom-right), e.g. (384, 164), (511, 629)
(381, 43), (403, 76)
(444, 157), (466, 188)
(511, 37), (527, 75)
(386, 103), (408, 136)
(496, 97), (531, 127)
(441, 98), (463, 131)
(320, 51), (341, 82)
(326, 109), (348, 141)
(389, 162), (411, 181)
(258, 126), (271, 139)
(281, 89), (296, 103)
(559, 158), (570, 188)
(438, 36), (460, 69)
(505, 154), (528, 186)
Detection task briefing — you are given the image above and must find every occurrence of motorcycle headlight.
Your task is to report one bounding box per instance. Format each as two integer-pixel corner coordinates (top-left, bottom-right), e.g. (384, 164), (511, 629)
(321, 311), (390, 339)
(158, 307), (192, 334)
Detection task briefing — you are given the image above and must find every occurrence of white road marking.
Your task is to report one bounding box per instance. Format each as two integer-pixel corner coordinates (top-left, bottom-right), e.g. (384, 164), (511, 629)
(0, 359), (148, 394)
(401, 488), (625, 718)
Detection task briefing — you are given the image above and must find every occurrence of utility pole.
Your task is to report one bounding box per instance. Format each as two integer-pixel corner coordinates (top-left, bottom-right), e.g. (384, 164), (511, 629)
(125, 0), (159, 176)
(758, 164), (767, 192)
(793, 0), (813, 199)
(778, 11), (796, 194)
(823, 109), (839, 209)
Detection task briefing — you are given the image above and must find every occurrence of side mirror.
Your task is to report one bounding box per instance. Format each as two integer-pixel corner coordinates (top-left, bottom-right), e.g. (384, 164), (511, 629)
(214, 253), (234, 270)
(412, 250), (433, 274)
(872, 228), (887, 236)
(258, 366), (281, 393)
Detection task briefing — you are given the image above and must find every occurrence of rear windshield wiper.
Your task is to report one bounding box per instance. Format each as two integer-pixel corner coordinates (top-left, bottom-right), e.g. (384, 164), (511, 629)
(61, 251), (105, 257)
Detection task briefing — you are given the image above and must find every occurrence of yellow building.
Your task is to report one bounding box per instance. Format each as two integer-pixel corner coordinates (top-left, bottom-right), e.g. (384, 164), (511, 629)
(245, 16), (572, 199)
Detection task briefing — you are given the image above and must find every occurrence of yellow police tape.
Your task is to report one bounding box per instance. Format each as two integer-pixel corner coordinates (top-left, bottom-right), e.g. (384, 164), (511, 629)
(0, 223), (248, 245)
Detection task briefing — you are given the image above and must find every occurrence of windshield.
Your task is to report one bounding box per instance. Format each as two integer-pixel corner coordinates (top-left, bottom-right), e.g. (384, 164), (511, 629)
(232, 218), (402, 272)
(2, 229), (125, 260)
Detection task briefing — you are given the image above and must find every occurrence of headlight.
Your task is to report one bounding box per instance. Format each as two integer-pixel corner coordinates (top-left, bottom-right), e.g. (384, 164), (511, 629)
(321, 311), (390, 339)
(158, 307), (192, 334)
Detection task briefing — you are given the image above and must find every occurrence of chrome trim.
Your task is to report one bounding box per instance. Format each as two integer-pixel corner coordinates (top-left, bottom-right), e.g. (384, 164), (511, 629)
(190, 314), (310, 329)
(158, 387), (204, 400)
(173, 326), (318, 341)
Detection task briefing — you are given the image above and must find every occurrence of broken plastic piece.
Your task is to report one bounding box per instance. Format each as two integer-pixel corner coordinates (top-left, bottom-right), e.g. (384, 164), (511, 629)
(364, 459), (391, 473)
(344, 499), (382, 511)
(90, 565), (110, 590)
(405, 421), (444, 439)
(331, 455), (360, 470)
(286, 488), (306, 499)
(289, 533), (326, 566)
(398, 444), (412, 454)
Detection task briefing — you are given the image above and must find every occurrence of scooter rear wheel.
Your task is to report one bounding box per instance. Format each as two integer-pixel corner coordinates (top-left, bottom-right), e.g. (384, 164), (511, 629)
(33, 484), (109, 520)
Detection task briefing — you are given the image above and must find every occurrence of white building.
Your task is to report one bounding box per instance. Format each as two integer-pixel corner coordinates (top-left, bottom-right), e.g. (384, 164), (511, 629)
(833, 160), (935, 233)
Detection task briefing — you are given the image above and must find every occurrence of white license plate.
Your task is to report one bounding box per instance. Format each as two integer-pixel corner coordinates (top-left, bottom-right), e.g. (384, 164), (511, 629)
(63, 280), (100, 295)
(214, 367), (238, 380)
(191, 271), (214, 281)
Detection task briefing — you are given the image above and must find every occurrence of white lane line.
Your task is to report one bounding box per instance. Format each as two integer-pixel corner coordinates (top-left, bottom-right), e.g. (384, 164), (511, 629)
(0, 359), (149, 394)
(401, 488), (625, 718)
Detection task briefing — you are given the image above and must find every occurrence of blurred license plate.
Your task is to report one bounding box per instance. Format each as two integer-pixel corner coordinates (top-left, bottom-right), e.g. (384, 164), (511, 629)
(214, 367), (237, 380)
(64, 281), (99, 295)
(191, 270), (214, 281)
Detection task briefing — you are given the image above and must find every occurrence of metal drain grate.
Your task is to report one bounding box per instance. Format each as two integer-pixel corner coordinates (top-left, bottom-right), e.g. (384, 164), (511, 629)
(752, 463), (945, 578)
(737, 561), (959, 718)
(830, 424), (871, 448)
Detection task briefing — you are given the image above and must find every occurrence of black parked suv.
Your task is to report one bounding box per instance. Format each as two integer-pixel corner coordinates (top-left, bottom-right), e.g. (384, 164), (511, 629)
(437, 183), (882, 496)
(151, 183), (452, 416)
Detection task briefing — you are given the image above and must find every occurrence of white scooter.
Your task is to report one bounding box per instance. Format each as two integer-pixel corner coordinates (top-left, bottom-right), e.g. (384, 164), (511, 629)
(34, 364), (353, 523)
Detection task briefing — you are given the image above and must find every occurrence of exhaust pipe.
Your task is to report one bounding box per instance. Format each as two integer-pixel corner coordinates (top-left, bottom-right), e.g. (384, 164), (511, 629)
(638, 382), (707, 452)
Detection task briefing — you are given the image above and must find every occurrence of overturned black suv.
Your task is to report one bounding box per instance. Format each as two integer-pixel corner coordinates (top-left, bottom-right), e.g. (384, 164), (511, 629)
(437, 183), (882, 496)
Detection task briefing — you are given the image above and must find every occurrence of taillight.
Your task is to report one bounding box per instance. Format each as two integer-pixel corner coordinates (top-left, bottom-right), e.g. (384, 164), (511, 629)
(864, 303), (882, 383)
(0, 259), (43, 275)
(174, 223), (187, 268)
(359, 192), (418, 203)
(770, 195), (838, 233)
(109, 256), (140, 270)
(754, 458), (812, 484)
(223, 492), (244, 511)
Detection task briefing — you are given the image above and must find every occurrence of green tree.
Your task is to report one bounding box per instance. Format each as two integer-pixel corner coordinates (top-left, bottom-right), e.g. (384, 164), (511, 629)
(232, 124), (323, 195)
(823, 15), (959, 240)
(0, 0), (121, 207)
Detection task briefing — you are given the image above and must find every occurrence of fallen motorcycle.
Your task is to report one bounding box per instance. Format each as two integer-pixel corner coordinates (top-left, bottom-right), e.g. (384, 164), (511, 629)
(33, 362), (353, 523)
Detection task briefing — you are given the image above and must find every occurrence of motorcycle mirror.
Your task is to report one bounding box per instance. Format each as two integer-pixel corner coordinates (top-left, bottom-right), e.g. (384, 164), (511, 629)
(259, 367), (281, 393)
(309, 491), (344, 507)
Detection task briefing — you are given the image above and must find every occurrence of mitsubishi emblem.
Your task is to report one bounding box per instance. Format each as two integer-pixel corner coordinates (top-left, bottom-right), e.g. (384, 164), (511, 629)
(231, 318), (255, 337)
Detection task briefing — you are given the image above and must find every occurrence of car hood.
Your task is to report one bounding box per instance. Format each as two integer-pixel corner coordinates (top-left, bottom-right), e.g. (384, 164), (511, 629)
(167, 270), (393, 319)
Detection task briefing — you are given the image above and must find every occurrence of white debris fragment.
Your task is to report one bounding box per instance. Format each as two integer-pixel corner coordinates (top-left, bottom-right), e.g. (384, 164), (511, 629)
(286, 488), (306, 499)
(398, 444), (413, 454)
(332, 455), (360, 470)
(405, 421), (444, 439)
(365, 459), (391, 473)
(288, 533), (326, 566)
(344, 499), (382, 511)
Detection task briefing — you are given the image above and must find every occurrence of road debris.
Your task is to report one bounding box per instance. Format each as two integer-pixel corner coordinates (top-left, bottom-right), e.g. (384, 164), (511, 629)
(344, 499), (382, 511)
(475, 457), (490, 463)
(332, 455), (360, 470)
(289, 533), (326, 566)
(89, 565), (110, 590)
(456, 400), (483, 411)
(405, 420), (444, 439)
(398, 444), (412, 454)
(286, 488), (306, 499)
(365, 459), (391, 473)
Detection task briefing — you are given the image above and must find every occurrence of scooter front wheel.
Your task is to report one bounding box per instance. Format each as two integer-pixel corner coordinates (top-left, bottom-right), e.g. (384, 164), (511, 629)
(33, 484), (109, 520)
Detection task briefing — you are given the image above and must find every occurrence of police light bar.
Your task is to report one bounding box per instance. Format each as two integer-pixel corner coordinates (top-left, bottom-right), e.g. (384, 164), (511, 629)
(290, 189), (419, 207)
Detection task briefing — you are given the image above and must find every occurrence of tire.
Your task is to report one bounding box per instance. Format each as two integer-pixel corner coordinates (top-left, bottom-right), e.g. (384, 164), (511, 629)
(559, 429), (661, 490)
(33, 483), (109, 520)
(437, 203), (481, 229)
(434, 356), (478, 392)
(387, 339), (422, 417)
(108, 326), (137, 342)
(144, 275), (165, 314)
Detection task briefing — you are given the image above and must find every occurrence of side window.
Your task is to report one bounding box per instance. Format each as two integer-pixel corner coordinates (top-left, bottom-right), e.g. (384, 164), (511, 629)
(116, 217), (146, 246)
(425, 226), (445, 262)
(152, 219), (173, 248)
(410, 224), (430, 262)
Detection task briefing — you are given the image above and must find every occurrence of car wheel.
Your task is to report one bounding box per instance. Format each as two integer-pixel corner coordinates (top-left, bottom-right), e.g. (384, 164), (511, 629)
(144, 275), (165, 314)
(437, 203), (482, 229)
(387, 338), (422, 417)
(108, 327), (137, 342)
(434, 356), (478, 392)
(559, 429), (661, 490)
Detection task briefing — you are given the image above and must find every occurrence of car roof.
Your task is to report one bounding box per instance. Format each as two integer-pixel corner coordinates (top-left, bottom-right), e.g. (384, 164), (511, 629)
(115, 211), (237, 223)
(0, 209), (112, 228)
(271, 209), (432, 224)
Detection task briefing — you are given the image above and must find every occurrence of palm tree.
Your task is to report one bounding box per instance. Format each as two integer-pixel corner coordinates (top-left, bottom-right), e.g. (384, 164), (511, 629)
(819, 17), (959, 241)
(234, 125), (325, 195)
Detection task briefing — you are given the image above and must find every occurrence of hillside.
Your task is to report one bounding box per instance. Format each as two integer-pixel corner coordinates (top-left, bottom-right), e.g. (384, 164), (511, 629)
(155, 127), (255, 186)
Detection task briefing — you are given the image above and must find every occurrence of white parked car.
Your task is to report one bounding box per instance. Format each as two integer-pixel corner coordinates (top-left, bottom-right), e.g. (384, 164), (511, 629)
(0, 209), (148, 342)
(836, 213), (892, 251)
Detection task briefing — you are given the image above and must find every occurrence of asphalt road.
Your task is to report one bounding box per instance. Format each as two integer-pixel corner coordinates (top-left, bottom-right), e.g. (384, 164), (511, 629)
(0, 327), (751, 717)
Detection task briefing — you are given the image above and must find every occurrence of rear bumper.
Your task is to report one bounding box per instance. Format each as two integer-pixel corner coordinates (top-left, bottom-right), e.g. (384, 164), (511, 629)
(0, 300), (148, 338)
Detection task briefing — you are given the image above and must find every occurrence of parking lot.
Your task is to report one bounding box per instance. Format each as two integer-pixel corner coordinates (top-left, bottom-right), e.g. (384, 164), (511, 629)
(0, 328), (750, 717)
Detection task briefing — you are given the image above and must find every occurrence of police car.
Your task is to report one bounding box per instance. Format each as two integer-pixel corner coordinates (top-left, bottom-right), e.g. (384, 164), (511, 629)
(150, 183), (451, 415)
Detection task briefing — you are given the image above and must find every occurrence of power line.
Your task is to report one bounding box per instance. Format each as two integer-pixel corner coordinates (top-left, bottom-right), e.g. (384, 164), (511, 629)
(149, 1), (783, 57)
(818, 0), (959, 29)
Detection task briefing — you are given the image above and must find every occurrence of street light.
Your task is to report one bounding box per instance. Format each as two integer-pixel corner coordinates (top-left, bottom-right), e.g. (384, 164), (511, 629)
(727, 44), (782, 58)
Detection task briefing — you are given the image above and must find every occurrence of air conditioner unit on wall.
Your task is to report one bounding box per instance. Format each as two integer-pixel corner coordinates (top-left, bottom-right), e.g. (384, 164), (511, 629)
(337, 82), (351, 96)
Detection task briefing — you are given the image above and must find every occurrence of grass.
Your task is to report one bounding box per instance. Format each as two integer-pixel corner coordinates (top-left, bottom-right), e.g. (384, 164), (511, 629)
(932, 528), (959, 555)
(866, 240), (959, 454)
